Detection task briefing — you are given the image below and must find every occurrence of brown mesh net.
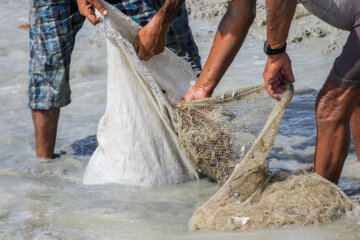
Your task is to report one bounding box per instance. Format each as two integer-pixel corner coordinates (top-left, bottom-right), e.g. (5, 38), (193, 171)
(189, 168), (356, 231)
(174, 83), (291, 185)
(174, 83), (356, 231)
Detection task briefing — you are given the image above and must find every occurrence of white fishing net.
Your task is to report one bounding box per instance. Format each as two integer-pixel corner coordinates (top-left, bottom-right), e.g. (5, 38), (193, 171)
(83, 1), (356, 231)
(83, 1), (199, 186)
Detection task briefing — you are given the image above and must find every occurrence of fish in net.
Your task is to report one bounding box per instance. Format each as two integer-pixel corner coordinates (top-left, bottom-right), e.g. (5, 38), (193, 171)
(84, 1), (357, 230)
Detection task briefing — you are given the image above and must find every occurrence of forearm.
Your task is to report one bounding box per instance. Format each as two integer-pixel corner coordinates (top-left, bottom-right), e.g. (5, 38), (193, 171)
(266, 0), (297, 48)
(263, 0), (296, 100)
(133, 0), (185, 60)
(195, 0), (256, 93)
(156, 0), (185, 26)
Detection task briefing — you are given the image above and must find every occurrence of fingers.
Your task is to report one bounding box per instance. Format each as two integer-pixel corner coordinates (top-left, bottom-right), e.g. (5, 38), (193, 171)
(132, 35), (140, 54)
(263, 53), (295, 101)
(267, 84), (281, 101)
(78, 0), (107, 25)
(283, 58), (295, 83)
(181, 95), (190, 101)
(78, 1), (100, 25)
(136, 47), (151, 61)
(138, 51), (153, 61)
(181, 90), (195, 101)
(264, 68), (284, 101)
(133, 35), (152, 61)
(267, 82), (282, 100)
(89, 0), (108, 16)
(275, 72), (286, 93)
(181, 86), (212, 101)
(86, 9), (101, 25)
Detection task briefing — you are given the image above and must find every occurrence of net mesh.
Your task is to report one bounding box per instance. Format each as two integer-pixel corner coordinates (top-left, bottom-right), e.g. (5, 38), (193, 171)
(86, 1), (357, 231)
(174, 84), (286, 185)
(177, 79), (356, 231)
(189, 168), (356, 231)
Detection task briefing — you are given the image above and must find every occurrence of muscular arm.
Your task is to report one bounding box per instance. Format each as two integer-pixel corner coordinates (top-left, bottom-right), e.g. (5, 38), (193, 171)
(266, 0), (296, 48)
(183, 0), (256, 100)
(133, 0), (185, 60)
(263, 0), (297, 100)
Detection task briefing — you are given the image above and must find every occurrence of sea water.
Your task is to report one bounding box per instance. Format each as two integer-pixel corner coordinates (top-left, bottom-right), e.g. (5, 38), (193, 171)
(1, 0), (360, 239)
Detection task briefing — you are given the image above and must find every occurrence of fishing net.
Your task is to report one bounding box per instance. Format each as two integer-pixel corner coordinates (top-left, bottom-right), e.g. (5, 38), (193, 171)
(189, 168), (356, 231)
(175, 84), (291, 185)
(84, 1), (356, 230)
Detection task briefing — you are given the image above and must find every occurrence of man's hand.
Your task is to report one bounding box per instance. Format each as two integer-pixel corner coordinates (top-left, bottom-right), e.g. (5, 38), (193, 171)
(181, 86), (212, 101)
(263, 53), (295, 100)
(77, 0), (108, 25)
(264, 0), (297, 100)
(132, 0), (186, 60)
(132, 15), (169, 61)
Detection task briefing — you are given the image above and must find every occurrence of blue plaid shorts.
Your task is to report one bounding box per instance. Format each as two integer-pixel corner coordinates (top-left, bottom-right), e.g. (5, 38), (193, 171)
(29, 0), (201, 109)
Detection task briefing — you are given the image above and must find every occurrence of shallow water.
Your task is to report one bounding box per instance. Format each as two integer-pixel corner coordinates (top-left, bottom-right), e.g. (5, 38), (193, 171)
(1, 0), (360, 239)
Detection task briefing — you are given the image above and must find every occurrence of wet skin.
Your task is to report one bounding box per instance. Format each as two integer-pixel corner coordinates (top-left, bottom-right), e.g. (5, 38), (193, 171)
(31, 109), (59, 158)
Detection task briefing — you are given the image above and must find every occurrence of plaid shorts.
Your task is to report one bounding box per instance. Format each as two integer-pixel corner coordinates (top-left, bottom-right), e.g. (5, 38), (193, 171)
(29, 0), (201, 109)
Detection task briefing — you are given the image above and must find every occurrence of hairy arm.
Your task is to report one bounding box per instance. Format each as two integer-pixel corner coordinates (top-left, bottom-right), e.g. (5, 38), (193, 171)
(263, 0), (297, 100)
(182, 0), (256, 100)
(133, 0), (185, 61)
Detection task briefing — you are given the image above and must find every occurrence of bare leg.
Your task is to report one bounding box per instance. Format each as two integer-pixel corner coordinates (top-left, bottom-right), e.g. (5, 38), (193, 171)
(315, 78), (360, 184)
(351, 100), (360, 161)
(31, 109), (60, 158)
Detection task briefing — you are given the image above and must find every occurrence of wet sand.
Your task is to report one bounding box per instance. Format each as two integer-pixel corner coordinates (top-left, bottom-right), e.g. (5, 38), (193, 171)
(186, 1), (347, 54)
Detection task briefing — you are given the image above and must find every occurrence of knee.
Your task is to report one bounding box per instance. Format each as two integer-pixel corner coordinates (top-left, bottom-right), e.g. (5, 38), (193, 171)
(315, 88), (350, 126)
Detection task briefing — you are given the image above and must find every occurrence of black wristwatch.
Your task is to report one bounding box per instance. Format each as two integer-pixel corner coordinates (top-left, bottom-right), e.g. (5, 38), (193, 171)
(263, 41), (287, 55)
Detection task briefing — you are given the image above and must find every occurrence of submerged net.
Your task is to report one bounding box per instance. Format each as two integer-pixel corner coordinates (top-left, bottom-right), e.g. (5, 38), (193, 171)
(189, 168), (356, 231)
(84, 1), (357, 230)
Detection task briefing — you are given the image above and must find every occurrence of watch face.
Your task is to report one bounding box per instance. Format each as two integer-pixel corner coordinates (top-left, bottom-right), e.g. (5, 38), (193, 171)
(264, 41), (286, 55)
(264, 41), (271, 55)
(264, 41), (269, 53)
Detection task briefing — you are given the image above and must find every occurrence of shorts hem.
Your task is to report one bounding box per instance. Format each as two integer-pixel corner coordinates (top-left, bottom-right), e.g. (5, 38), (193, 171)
(28, 99), (71, 110)
(329, 69), (360, 90)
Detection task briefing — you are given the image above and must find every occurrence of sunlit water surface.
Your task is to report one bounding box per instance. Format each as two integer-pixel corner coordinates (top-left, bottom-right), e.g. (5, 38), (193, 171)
(1, 0), (360, 239)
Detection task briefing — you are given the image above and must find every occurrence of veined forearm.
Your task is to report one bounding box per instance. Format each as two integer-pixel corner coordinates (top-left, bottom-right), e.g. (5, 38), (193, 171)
(195, 0), (256, 92)
(157, 0), (185, 24)
(266, 0), (297, 48)
(133, 0), (185, 61)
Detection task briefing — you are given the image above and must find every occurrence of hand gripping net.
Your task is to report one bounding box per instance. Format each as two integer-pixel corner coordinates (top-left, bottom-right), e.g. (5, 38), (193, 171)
(85, 1), (356, 230)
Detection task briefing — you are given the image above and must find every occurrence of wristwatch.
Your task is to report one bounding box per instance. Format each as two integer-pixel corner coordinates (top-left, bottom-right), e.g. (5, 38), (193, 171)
(263, 41), (287, 55)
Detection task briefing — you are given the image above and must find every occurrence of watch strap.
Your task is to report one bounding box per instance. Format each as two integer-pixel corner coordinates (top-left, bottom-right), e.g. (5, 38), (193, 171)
(264, 41), (287, 55)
